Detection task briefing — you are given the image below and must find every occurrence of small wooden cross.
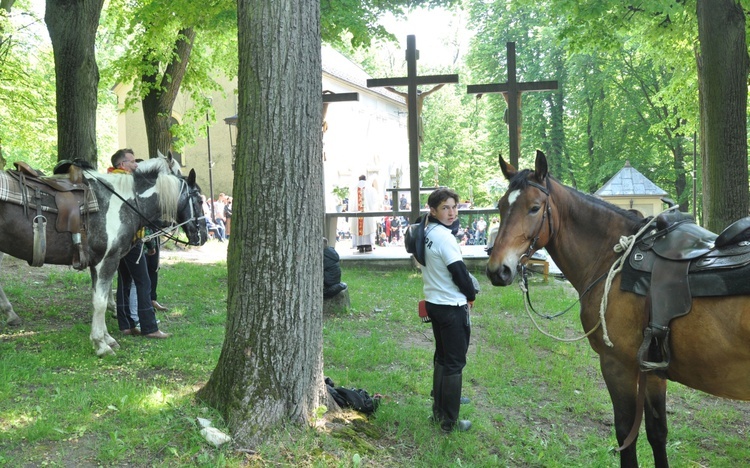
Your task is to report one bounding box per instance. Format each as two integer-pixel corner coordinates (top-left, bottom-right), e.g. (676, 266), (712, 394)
(367, 35), (459, 221)
(466, 42), (558, 167)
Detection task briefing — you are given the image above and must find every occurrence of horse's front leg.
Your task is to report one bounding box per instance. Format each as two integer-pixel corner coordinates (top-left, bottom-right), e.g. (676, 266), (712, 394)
(600, 354), (640, 468)
(91, 275), (118, 356)
(0, 253), (22, 326)
(644, 374), (669, 468)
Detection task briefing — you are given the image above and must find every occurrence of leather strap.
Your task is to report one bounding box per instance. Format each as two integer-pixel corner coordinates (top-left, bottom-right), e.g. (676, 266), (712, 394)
(617, 371), (646, 452)
(31, 187), (46, 267)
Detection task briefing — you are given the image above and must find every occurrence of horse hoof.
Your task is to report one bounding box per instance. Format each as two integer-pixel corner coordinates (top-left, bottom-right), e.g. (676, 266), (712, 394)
(6, 317), (22, 326)
(95, 345), (116, 357)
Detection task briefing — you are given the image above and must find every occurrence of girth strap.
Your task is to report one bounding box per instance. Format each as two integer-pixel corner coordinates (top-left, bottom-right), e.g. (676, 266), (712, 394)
(31, 187), (46, 267)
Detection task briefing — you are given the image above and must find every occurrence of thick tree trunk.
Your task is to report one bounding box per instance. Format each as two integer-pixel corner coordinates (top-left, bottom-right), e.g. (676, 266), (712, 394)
(45, 0), (103, 166)
(697, 0), (749, 232)
(142, 27), (196, 159)
(197, 0), (326, 448)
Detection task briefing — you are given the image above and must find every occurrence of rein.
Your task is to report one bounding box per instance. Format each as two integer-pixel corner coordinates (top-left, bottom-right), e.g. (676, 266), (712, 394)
(517, 266), (607, 342)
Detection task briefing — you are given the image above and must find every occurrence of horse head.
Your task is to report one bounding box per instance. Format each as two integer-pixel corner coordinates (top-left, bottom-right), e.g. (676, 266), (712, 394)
(486, 150), (555, 286)
(177, 169), (209, 246)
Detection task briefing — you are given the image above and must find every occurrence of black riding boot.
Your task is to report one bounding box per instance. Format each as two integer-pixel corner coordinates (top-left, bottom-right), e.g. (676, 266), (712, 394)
(431, 363), (444, 423)
(440, 373), (471, 433)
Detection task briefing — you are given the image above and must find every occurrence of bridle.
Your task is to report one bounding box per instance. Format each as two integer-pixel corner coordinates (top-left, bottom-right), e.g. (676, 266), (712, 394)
(519, 178), (555, 264)
(147, 177), (206, 246)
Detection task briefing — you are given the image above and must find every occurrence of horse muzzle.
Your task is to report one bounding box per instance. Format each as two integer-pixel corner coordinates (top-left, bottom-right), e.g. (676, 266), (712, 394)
(486, 260), (517, 286)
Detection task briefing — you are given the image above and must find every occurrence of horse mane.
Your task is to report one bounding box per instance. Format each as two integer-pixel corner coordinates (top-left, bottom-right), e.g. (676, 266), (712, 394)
(155, 174), (181, 222)
(135, 157), (181, 177)
(507, 168), (645, 227)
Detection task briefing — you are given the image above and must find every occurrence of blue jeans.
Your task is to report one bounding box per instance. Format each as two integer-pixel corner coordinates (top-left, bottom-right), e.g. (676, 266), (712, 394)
(427, 302), (471, 376)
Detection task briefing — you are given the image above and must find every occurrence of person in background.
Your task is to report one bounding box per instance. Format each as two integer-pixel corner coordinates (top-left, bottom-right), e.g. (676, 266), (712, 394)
(109, 149), (169, 339)
(399, 193), (408, 211)
(224, 196), (233, 238)
(323, 238), (347, 298)
(350, 175), (378, 253)
(213, 193), (228, 234)
(134, 158), (168, 312)
(421, 187), (476, 433)
(202, 195), (225, 241)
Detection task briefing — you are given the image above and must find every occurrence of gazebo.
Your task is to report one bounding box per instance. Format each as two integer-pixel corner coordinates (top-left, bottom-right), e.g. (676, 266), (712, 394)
(595, 161), (669, 217)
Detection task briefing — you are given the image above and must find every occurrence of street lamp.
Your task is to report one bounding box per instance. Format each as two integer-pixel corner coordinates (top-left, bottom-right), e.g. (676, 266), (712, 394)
(224, 114), (237, 171)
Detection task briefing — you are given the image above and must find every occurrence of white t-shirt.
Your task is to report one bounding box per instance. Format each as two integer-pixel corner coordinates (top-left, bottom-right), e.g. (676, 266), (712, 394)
(422, 222), (467, 306)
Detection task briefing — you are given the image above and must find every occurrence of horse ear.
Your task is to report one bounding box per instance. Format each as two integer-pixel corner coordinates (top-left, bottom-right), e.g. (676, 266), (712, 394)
(188, 168), (197, 185)
(534, 150), (548, 182)
(167, 150), (174, 164)
(499, 153), (517, 180)
(157, 149), (165, 159)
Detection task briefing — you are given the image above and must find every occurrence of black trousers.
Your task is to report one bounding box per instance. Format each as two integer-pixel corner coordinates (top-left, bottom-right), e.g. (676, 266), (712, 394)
(427, 302), (471, 376)
(146, 242), (160, 301)
(116, 245), (159, 335)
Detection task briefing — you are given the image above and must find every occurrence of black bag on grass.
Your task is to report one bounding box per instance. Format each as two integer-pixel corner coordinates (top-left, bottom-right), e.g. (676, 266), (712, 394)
(325, 377), (380, 415)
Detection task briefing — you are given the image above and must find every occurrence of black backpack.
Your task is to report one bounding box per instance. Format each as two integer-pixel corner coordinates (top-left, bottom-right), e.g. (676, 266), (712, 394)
(404, 214), (427, 266)
(325, 378), (380, 415)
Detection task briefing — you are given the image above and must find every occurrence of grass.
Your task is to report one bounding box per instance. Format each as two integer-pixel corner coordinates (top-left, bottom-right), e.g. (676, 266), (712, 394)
(1, 254), (749, 466)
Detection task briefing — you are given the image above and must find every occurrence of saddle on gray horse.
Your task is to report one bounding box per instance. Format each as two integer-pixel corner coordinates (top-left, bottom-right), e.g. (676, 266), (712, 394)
(3, 161), (97, 269)
(621, 210), (750, 375)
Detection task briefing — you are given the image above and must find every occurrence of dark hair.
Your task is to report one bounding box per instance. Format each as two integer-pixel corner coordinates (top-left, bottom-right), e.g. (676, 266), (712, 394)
(358, 175), (366, 181)
(111, 148), (134, 168)
(427, 187), (459, 209)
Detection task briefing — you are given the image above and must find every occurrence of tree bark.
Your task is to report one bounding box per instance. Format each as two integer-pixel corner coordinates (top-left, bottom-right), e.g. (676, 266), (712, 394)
(197, 0), (327, 447)
(141, 27), (196, 159)
(45, 0), (103, 166)
(697, 0), (749, 232)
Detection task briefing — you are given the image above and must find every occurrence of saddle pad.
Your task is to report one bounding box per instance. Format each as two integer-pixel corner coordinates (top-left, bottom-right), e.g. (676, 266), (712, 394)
(0, 171), (99, 213)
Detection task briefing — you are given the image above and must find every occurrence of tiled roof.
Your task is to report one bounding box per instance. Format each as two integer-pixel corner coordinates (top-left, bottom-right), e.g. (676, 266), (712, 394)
(595, 161), (668, 196)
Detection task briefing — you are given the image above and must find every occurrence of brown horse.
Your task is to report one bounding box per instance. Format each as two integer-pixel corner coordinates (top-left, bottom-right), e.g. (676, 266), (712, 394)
(486, 150), (750, 468)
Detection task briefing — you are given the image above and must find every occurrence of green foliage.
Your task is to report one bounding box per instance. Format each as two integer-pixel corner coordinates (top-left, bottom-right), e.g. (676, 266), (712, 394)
(0, 1), (57, 171)
(322, 0), (460, 49)
(464, 0), (700, 211)
(332, 185), (349, 203)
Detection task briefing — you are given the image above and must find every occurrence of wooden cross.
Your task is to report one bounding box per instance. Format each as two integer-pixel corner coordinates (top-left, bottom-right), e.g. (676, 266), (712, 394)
(367, 35), (459, 221)
(466, 42), (558, 167)
(322, 90), (359, 135)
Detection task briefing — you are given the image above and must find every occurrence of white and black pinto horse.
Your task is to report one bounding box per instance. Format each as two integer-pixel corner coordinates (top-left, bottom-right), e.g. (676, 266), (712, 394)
(0, 155), (208, 356)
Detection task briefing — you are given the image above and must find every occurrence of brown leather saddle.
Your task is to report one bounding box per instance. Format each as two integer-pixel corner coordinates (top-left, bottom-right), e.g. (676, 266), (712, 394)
(5, 161), (96, 269)
(620, 210), (750, 375)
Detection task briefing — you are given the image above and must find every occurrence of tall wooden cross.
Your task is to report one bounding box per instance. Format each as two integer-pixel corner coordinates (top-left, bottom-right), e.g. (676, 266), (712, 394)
(367, 35), (459, 221)
(466, 42), (558, 167)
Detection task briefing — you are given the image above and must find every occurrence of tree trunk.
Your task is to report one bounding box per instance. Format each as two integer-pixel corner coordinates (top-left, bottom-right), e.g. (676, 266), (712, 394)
(45, 0), (103, 166)
(142, 27), (196, 159)
(197, 0), (327, 447)
(697, 0), (749, 232)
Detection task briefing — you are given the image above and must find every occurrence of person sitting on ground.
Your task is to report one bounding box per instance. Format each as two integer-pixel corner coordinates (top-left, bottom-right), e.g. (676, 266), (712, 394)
(323, 238), (347, 298)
